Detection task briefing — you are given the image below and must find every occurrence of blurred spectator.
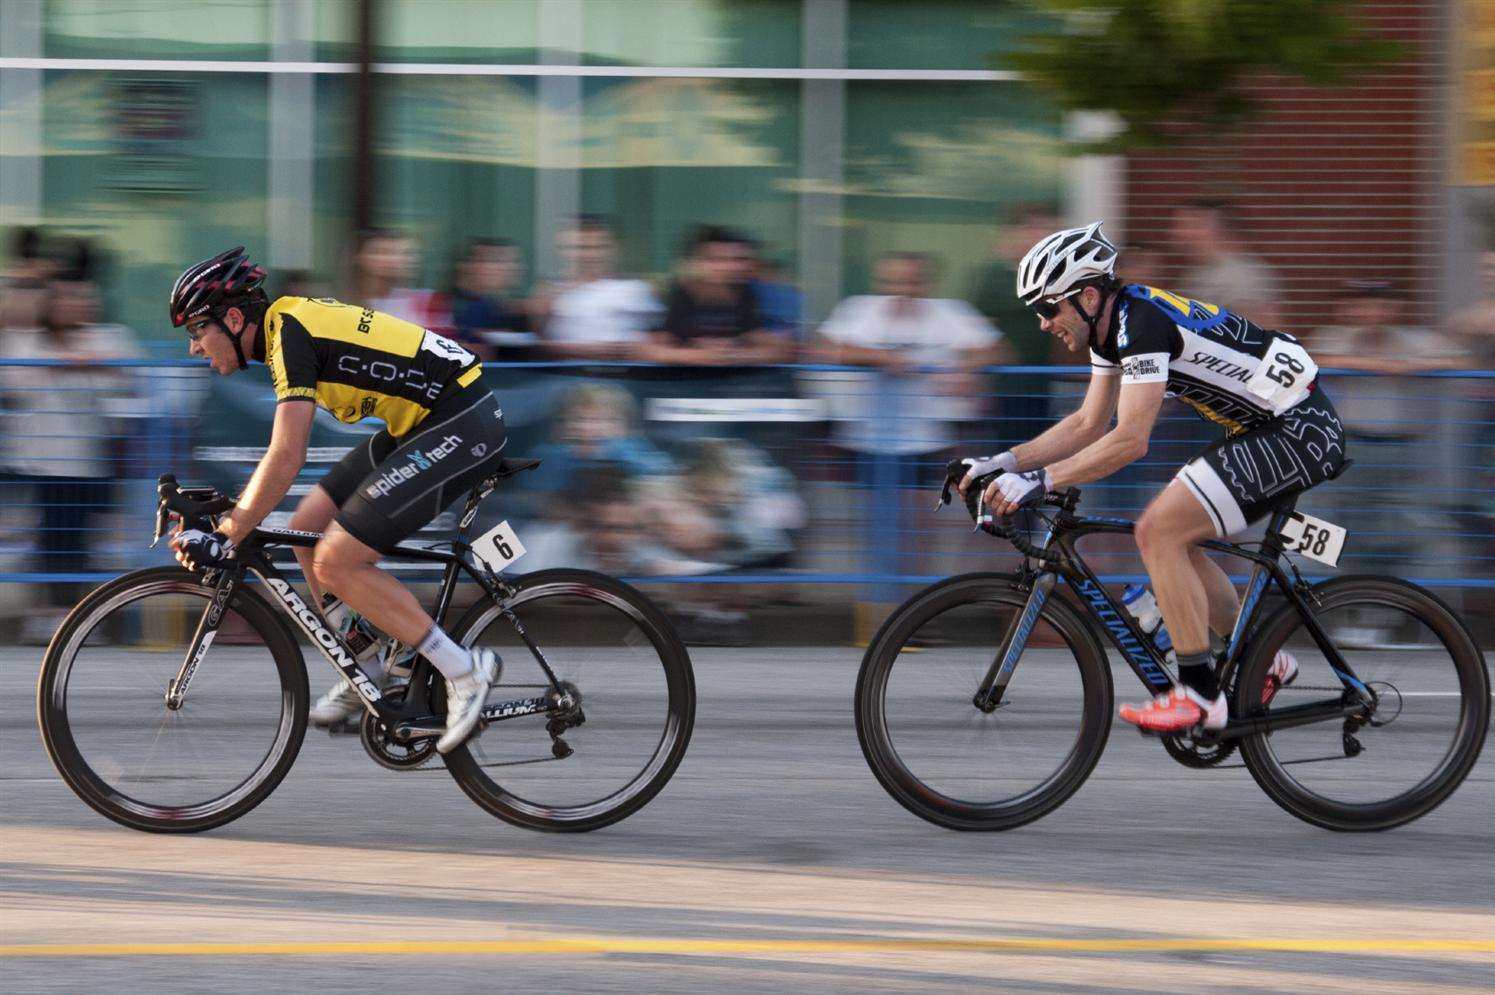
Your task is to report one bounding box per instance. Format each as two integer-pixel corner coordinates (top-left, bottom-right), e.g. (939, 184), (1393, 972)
(1, 226), (55, 334)
(1312, 279), (1469, 579)
(816, 252), (1008, 461)
(1315, 280), (1469, 379)
(647, 225), (793, 367)
(523, 465), (675, 577)
(526, 382), (674, 508)
(1447, 250), (1495, 576)
(352, 228), (442, 328)
(748, 242), (804, 340)
(277, 269), (327, 300)
(1171, 199), (1284, 327)
(1448, 249), (1495, 359)
(644, 438), (803, 573)
(967, 204), (1060, 365)
(1120, 241), (1169, 288)
(445, 237), (533, 360)
(534, 216), (660, 361)
(1, 248), (138, 644)
(967, 205), (1061, 461)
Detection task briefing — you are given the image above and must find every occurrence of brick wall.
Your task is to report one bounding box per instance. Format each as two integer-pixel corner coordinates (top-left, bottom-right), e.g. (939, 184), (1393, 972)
(1121, 0), (1446, 338)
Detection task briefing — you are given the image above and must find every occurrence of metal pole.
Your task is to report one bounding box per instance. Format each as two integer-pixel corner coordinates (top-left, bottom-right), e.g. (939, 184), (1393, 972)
(353, 0), (377, 233)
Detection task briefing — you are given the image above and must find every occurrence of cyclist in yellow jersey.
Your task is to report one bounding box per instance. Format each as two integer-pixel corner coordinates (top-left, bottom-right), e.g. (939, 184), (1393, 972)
(166, 247), (503, 753)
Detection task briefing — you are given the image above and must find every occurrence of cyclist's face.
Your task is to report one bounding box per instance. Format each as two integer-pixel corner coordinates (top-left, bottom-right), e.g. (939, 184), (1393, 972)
(186, 315), (239, 374)
(1040, 293), (1088, 352)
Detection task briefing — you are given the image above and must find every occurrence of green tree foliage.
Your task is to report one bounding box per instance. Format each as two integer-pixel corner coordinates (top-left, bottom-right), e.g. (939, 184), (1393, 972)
(1003, 0), (1402, 152)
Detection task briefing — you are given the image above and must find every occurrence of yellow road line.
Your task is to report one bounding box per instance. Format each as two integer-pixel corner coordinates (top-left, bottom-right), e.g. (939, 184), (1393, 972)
(3, 938), (1493, 958)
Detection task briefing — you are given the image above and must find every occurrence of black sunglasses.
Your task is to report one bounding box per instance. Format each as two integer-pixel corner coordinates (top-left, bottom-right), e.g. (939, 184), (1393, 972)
(1032, 288), (1081, 321)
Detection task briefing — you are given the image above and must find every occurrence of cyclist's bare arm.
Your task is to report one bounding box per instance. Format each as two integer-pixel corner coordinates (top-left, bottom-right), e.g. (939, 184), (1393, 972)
(215, 400), (315, 544)
(1046, 380), (1165, 489)
(1009, 372), (1121, 471)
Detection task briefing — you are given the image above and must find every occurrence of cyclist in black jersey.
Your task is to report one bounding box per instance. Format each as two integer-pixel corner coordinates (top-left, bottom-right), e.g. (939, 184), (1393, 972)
(166, 247), (504, 754)
(956, 223), (1345, 735)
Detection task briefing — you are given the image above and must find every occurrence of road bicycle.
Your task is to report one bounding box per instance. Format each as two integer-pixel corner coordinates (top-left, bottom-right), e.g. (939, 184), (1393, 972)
(854, 465), (1488, 832)
(37, 464), (695, 834)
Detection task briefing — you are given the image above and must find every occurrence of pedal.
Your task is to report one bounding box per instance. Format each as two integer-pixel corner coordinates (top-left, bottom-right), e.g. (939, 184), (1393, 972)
(327, 715), (362, 736)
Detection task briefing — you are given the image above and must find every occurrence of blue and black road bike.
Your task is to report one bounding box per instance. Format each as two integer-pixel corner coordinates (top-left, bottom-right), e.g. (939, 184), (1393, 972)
(854, 465), (1487, 831)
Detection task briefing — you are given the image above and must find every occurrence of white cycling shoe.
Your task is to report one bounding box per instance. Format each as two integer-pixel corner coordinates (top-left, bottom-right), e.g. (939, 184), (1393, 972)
(437, 649), (501, 755)
(308, 678), (371, 727)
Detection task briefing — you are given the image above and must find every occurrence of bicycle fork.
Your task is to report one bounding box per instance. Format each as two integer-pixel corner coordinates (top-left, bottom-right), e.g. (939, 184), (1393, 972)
(165, 570), (237, 710)
(973, 572), (1056, 712)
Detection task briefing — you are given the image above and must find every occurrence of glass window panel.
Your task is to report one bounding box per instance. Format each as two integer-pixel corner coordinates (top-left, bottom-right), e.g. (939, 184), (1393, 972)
(579, 0), (799, 68)
(578, 77), (799, 279)
(375, 0), (540, 65)
(40, 70), (270, 344)
(312, 0), (358, 63)
(847, 1), (1050, 71)
(313, 75), (540, 293)
(44, 0), (273, 61)
(841, 82), (1063, 300)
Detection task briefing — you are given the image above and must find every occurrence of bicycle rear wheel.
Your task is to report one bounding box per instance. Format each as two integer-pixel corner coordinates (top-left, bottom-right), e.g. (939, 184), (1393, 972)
(442, 569), (694, 832)
(36, 567), (308, 833)
(1236, 576), (1489, 831)
(855, 574), (1113, 831)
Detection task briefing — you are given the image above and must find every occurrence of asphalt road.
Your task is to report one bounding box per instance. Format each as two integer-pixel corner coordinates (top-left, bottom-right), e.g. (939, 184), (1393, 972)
(2, 644), (1492, 994)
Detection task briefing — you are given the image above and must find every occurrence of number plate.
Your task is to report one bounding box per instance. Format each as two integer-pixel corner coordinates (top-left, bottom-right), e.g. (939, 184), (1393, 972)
(472, 520), (526, 572)
(1277, 511), (1346, 567)
(1247, 337), (1317, 413)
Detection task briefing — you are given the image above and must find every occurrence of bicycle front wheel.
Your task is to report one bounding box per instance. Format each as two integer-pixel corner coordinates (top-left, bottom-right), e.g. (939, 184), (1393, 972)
(442, 569), (695, 832)
(855, 574), (1113, 831)
(36, 567), (309, 833)
(1236, 576), (1489, 831)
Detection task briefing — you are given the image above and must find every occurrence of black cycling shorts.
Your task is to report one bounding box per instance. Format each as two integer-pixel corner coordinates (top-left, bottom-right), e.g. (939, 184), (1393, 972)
(318, 383), (507, 552)
(1175, 393), (1347, 537)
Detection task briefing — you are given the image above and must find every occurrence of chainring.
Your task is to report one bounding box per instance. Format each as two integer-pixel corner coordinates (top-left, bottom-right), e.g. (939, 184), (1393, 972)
(1160, 733), (1238, 768)
(360, 689), (436, 771)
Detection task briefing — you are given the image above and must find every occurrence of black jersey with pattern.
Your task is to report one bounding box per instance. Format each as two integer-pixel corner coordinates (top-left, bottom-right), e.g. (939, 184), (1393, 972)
(262, 296), (481, 437)
(1089, 284), (1316, 436)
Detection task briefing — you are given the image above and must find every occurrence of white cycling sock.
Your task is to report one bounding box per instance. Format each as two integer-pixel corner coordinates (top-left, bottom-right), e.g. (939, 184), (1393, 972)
(416, 625), (474, 681)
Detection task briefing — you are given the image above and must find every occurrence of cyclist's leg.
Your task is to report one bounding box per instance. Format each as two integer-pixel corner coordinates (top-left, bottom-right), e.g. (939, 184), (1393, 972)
(287, 485), (339, 606)
(1188, 539), (1240, 644)
(1135, 483), (1218, 659)
(299, 432), (392, 605)
(1125, 486), (1227, 730)
(313, 387), (506, 670)
(312, 525), (432, 646)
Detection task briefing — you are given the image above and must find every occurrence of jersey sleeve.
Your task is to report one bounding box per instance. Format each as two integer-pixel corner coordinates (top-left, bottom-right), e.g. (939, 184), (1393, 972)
(268, 311), (318, 403)
(1114, 297), (1178, 385)
(1089, 349), (1119, 376)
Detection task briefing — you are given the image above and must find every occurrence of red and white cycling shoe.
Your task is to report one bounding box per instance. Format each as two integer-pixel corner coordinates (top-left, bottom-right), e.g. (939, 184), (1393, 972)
(1261, 649), (1300, 705)
(1118, 686), (1227, 734)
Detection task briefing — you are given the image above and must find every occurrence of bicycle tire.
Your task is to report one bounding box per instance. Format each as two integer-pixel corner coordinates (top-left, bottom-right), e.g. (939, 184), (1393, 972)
(36, 566), (309, 834)
(1236, 576), (1489, 832)
(442, 569), (695, 832)
(855, 573), (1114, 831)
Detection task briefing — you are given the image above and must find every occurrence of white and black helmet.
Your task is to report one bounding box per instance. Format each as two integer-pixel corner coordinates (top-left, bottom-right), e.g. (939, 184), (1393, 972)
(1016, 221), (1118, 306)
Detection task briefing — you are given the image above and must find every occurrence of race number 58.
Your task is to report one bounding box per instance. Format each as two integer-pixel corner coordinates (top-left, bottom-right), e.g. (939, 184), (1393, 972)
(1277, 511), (1346, 568)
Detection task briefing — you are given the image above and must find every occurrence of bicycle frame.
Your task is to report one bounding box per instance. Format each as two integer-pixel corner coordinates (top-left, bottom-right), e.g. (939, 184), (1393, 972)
(975, 491), (1375, 740)
(165, 484), (571, 740)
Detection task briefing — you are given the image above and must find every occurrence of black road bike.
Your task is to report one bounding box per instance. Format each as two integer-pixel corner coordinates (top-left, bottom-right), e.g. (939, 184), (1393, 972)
(855, 468), (1488, 832)
(38, 464), (695, 834)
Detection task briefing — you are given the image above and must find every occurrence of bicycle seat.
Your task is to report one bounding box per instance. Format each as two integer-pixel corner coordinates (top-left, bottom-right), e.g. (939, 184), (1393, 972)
(480, 456), (541, 489)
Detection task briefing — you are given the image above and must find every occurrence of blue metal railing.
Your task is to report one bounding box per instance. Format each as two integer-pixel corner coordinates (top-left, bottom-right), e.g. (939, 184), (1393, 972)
(1, 360), (1490, 595)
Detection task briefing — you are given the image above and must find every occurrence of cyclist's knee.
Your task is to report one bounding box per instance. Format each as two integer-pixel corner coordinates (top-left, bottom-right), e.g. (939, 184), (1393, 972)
(288, 485), (337, 532)
(311, 534), (362, 590)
